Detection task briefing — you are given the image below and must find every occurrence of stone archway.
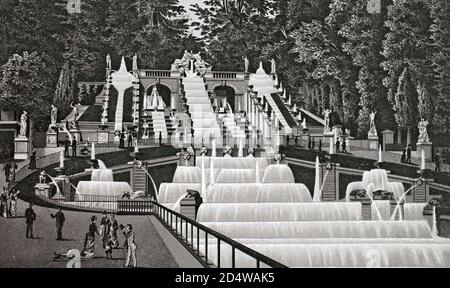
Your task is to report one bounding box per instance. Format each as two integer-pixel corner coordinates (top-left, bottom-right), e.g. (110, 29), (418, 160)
(213, 85), (236, 112)
(146, 84), (171, 108)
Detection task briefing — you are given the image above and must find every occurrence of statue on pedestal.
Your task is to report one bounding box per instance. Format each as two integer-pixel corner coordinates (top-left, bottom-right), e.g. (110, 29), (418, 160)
(242, 56), (249, 73)
(322, 109), (331, 133)
(106, 54), (111, 70)
(132, 54), (138, 71)
(144, 86), (166, 110)
(19, 111), (28, 137)
(418, 118), (430, 143)
(368, 110), (377, 137)
(270, 58), (276, 74)
(50, 104), (58, 128)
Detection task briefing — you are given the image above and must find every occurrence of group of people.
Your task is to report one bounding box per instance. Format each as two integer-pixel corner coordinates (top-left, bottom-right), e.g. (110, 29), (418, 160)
(82, 211), (137, 267)
(400, 144), (413, 164)
(0, 187), (20, 217)
(64, 136), (78, 158)
(335, 138), (347, 153)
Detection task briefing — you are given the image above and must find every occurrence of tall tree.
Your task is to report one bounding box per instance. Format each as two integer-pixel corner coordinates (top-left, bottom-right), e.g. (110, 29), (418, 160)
(430, 0), (450, 135)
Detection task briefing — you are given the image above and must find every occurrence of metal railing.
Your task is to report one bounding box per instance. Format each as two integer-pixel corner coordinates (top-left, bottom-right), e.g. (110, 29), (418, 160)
(151, 201), (287, 268)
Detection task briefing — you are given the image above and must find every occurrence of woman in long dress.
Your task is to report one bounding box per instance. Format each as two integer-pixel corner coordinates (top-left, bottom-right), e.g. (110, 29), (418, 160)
(82, 216), (100, 258)
(9, 189), (20, 217)
(0, 188), (8, 218)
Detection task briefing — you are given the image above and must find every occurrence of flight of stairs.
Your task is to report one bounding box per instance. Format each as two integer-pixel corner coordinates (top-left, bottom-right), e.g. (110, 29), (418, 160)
(182, 73), (222, 145)
(133, 167), (147, 192)
(151, 111), (168, 139)
(222, 114), (246, 144)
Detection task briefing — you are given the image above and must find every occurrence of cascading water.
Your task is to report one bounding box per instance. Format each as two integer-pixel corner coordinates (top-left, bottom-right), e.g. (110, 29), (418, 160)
(404, 203), (427, 221)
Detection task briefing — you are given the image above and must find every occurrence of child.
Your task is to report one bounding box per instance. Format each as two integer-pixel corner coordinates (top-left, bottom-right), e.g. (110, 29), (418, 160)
(104, 234), (113, 259)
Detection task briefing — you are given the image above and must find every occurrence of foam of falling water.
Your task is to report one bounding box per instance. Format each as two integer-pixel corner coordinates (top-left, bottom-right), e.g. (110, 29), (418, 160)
(404, 203), (427, 221)
(365, 184), (383, 221)
(200, 221), (433, 239)
(172, 166), (202, 183)
(198, 243), (450, 268)
(97, 160), (107, 169)
(371, 201), (390, 221)
(76, 181), (132, 198)
(215, 169), (263, 183)
(196, 157), (269, 169)
(91, 169), (114, 182)
(261, 164), (295, 183)
(205, 183), (312, 203)
(137, 166), (159, 202)
(432, 206), (438, 238)
(158, 183), (201, 203)
(313, 157), (321, 202)
(197, 203), (362, 222)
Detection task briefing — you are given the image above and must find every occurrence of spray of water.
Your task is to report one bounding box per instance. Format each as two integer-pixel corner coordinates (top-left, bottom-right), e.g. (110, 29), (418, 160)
(45, 174), (63, 197)
(171, 193), (189, 213)
(390, 184), (418, 221)
(365, 184), (384, 221)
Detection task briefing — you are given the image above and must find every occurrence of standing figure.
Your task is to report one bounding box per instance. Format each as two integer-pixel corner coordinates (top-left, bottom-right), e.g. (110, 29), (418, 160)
(19, 111), (28, 137)
(109, 214), (119, 248)
(418, 118), (430, 143)
(82, 215), (100, 258)
(99, 211), (110, 241)
(64, 136), (71, 158)
(50, 207), (65, 240)
(242, 56), (249, 73)
(70, 103), (80, 123)
(406, 144), (412, 164)
(336, 139), (340, 153)
(121, 224), (137, 268)
(25, 203), (36, 238)
(119, 133), (125, 149)
(369, 110), (377, 137)
(50, 104), (58, 128)
(159, 131), (162, 146)
(3, 163), (11, 183)
(322, 109), (331, 133)
(28, 148), (37, 170)
(9, 161), (17, 183)
(0, 188), (8, 218)
(435, 151), (442, 172)
(127, 133), (133, 148)
(270, 58), (276, 74)
(342, 138), (347, 153)
(71, 138), (77, 158)
(106, 54), (111, 70)
(9, 189), (20, 217)
(132, 54), (138, 71)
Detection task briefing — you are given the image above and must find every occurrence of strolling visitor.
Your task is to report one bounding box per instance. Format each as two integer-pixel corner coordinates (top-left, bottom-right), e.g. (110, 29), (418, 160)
(406, 144), (412, 164)
(25, 203), (36, 238)
(9, 161), (17, 183)
(336, 139), (340, 153)
(0, 188), (8, 218)
(121, 224), (137, 268)
(82, 215), (100, 257)
(28, 149), (37, 170)
(64, 136), (70, 158)
(400, 150), (406, 163)
(9, 189), (20, 217)
(435, 152), (442, 173)
(119, 133), (125, 149)
(159, 131), (162, 146)
(109, 213), (119, 248)
(100, 211), (110, 242)
(127, 133), (133, 148)
(50, 207), (65, 240)
(342, 139), (347, 153)
(3, 162), (11, 183)
(71, 138), (77, 158)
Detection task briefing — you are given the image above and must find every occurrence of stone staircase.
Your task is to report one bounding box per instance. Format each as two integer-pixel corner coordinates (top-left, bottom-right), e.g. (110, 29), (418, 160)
(182, 73), (222, 146)
(222, 114), (246, 144)
(133, 167), (147, 192)
(151, 111), (168, 140)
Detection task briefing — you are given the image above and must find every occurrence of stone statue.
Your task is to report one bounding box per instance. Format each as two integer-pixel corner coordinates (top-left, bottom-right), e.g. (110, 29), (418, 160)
(70, 102), (80, 122)
(418, 118), (430, 143)
(323, 109), (331, 133)
(242, 56), (249, 73)
(270, 58), (276, 74)
(106, 54), (111, 70)
(50, 104), (58, 127)
(19, 111), (28, 137)
(145, 86), (165, 110)
(132, 54), (138, 71)
(369, 111), (377, 137)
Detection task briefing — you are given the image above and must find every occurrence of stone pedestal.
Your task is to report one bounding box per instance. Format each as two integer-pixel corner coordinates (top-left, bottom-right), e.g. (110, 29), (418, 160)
(381, 129), (394, 151)
(70, 129), (81, 142)
(97, 130), (110, 144)
(323, 133), (335, 154)
(54, 175), (71, 201)
(368, 135), (379, 150)
(180, 197), (197, 220)
(14, 136), (30, 160)
(416, 142), (432, 161)
(332, 125), (342, 142)
(34, 183), (52, 198)
(46, 131), (58, 148)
